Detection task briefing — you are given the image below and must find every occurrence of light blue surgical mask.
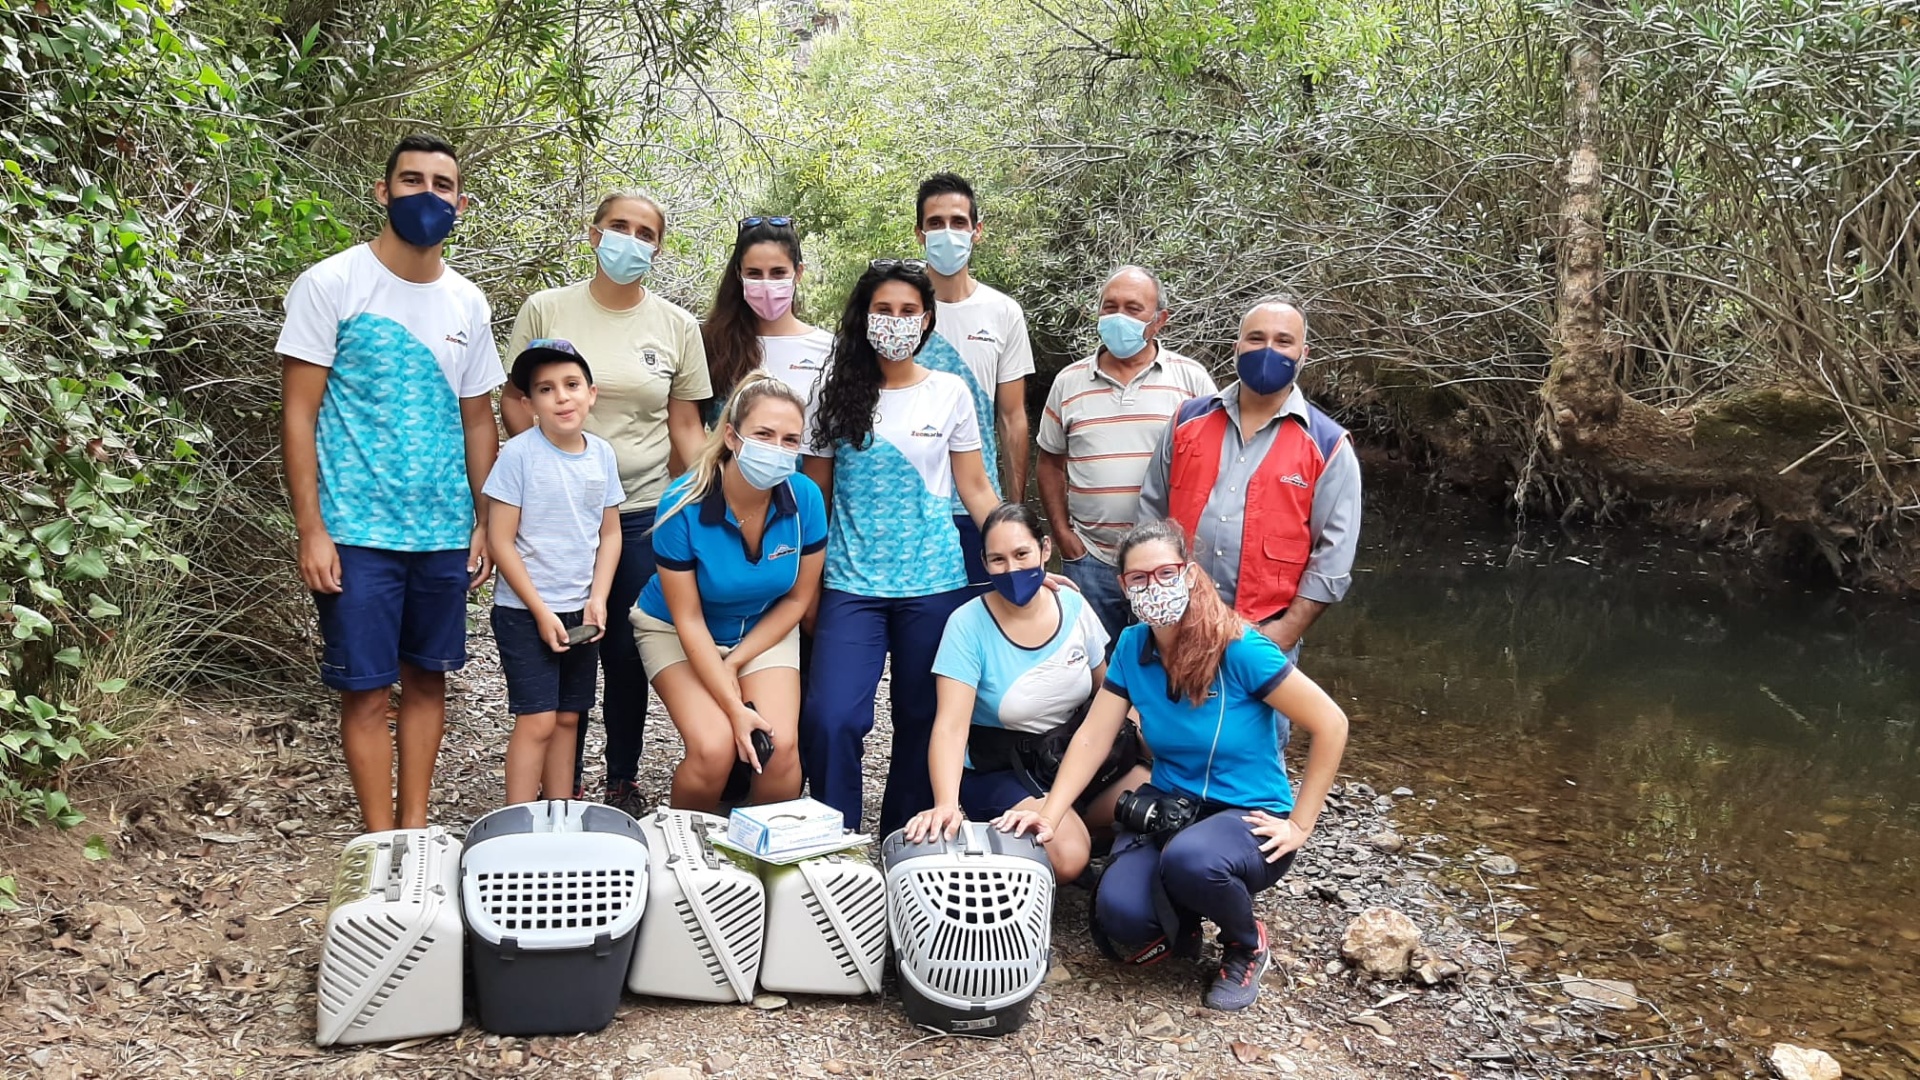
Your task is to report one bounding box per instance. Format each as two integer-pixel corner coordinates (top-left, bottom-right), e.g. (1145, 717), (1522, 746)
(1097, 313), (1151, 359)
(734, 436), (798, 490)
(595, 229), (654, 284)
(922, 228), (973, 275)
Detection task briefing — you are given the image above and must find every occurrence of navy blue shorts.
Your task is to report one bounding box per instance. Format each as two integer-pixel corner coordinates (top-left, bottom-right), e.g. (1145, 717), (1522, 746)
(313, 547), (469, 692)
(490, 606), (599, 716)
(960, 768), (1041, 820)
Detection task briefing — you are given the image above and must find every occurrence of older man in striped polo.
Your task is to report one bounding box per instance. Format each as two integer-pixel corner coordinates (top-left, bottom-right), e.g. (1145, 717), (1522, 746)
(1037, 266), (1218, 647)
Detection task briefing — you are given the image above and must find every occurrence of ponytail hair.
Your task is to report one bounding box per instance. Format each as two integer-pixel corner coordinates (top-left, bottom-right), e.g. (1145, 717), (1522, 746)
(1113, 519), (1246, 706)
(655, 371), (807, 527)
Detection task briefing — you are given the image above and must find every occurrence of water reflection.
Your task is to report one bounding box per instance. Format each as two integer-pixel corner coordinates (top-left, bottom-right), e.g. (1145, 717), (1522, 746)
(1308, 491), (1920, 1076)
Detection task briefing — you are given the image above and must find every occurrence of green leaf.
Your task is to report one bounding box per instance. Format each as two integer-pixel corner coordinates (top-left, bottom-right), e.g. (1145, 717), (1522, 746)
(0, 876), (16, 912)
(31, 519), (74, 556)
(93, 678), (128, 694)
(10, 604), (52, 639)
(83, 835), (111, 860)
(53, 647), (81, 668)
(85, 594), (121, 618)
(63, 549), (109, 580)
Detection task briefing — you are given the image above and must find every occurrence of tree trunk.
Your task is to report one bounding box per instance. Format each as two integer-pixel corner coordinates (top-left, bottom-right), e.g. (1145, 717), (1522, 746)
(1541, 0), (1617, 443)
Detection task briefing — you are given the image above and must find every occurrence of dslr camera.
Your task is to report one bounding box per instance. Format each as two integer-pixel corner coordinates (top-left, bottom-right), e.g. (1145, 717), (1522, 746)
(1114, 786), (1199, 843)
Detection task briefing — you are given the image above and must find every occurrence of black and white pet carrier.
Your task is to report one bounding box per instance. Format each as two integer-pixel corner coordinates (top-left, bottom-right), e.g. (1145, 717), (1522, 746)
(460, 800), (648, 1035)
(759, 850), (888, 995)
(882, 823), (1055, 1035)
(626, 806), (765, 1003)
(316, 827), (464, 1046)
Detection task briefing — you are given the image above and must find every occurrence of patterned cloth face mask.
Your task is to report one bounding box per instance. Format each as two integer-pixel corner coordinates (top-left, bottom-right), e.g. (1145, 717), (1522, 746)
(1127, 567), (1192, 626)
(867, 313), (923, 362)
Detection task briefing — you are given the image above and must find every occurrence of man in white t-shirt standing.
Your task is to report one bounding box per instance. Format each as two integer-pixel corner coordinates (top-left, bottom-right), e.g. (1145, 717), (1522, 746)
(277, 134), (504, 832)
(916, 173), (1036, 589)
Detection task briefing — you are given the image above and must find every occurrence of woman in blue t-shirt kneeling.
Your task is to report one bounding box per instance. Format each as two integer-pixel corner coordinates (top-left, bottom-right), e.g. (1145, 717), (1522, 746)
(632, 373), (826, 812)
(998, 518), (1349, 1014)
(904, 504), (1146, 882)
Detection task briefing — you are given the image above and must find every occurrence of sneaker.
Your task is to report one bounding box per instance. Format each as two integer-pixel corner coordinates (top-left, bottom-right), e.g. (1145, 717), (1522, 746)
(602, 779), (646, 817)
(1090, 912), (1203, 966)
(1204, 921), (1270, 1012)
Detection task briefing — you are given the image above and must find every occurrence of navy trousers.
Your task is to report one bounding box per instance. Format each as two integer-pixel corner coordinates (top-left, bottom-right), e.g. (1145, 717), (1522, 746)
(575, 506), (656, 789)
(1096, 809), (1296, 950)
(800, 587), (971, 834)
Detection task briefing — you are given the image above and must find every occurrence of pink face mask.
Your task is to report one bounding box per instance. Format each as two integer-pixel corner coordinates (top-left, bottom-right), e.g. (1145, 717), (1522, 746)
(743, 278), (795, 322)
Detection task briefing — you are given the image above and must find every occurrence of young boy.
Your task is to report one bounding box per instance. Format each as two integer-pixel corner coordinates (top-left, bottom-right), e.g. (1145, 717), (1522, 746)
(484, 339), (624, 803)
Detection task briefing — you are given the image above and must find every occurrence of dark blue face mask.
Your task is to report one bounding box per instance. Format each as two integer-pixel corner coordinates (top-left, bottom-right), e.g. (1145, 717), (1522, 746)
(1236, 346), (1298, 396)
(988, 565), (1047, 606)
(387, 190), (458, 248)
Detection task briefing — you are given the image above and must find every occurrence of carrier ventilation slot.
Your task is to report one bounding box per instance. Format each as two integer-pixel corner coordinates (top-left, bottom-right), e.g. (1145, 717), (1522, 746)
(470, 867), (641, 931)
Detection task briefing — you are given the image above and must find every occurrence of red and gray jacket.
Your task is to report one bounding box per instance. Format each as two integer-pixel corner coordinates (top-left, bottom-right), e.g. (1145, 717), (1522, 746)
(1165, 394), (1351, 622)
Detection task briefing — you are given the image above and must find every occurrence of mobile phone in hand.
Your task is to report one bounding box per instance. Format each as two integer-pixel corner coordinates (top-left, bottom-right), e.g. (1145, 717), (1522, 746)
(566, 623), (601, 646)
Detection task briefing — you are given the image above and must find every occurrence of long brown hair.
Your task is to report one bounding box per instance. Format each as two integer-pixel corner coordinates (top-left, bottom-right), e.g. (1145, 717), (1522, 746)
(1114, 519), (1247, 706)
(701, 220), (805, 415)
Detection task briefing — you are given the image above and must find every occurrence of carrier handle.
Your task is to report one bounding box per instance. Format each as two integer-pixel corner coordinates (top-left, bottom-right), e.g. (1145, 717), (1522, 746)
(796, 856), (885, 994)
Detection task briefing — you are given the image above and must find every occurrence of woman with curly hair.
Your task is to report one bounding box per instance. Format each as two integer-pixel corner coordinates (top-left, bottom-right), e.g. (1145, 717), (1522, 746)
(799, 259), (1000, 836)
(998, 518), (1349, 1014)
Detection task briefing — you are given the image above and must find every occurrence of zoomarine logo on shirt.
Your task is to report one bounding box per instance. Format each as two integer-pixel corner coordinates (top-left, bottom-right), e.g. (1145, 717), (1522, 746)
(966, 329), (1000, 344)
(444, 330), (469, 346)
(766, 543), (798, 561)
(910, 423), (941, 438)
(1279, 472), (1309, 489)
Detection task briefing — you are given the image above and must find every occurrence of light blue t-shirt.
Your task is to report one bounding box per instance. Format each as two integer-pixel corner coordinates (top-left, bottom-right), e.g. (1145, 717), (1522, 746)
(275, 244), (504, 551)
(482, 428), (623, 610)
(636, 471), (827, 646)
(932, 588), (1109, 735)
(804, 369), (981, 597)
(1103, 624), (1295, 813)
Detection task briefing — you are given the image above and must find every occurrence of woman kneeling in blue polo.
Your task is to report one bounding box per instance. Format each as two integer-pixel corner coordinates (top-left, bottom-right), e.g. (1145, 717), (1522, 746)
(632, 373), (826, 812)
(998, 518), (1349, 1014)
(904, 503), (1146, 883)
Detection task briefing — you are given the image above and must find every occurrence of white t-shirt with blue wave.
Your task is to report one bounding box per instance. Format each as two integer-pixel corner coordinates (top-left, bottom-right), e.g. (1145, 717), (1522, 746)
(807, 369), (980, 597)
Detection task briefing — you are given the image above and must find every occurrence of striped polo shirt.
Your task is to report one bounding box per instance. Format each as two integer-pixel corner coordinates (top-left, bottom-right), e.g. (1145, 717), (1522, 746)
(1037, 346), (1218, 563)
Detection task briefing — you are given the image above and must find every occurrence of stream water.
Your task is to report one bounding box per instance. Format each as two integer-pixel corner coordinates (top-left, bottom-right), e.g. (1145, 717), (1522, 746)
(1308, 487), (1920, 1078)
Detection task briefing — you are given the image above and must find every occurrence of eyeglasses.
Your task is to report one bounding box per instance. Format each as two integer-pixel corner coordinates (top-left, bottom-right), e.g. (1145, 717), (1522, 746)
(868, 258), (929, 274)
(1120, 562), (1188, 591)
(739, 216), (794, 230)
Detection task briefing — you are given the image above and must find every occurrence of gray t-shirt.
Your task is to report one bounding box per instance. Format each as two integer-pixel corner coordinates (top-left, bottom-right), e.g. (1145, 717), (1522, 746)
(483, 428), (623, 611)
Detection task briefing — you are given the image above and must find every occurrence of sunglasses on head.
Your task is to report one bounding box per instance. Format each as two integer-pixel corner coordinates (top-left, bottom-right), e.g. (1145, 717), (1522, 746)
(739, 216), (794, 230)
(868, 258), (929, 274)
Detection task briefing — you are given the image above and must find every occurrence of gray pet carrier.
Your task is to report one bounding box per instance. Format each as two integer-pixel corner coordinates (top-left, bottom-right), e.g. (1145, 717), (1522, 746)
(460, 800), (649, 1035)
(315, 827), (464, 1046)
(627, 806), (766, 1003)
(882, 823), (1054, 1035)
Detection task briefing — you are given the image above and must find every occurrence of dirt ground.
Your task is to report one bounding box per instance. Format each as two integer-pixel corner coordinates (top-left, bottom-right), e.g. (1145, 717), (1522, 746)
(0, 630), (1670, 1079)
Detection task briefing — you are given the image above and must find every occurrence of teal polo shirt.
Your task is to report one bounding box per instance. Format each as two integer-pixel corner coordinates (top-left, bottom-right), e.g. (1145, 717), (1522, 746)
(1102, 623), (1295, 813)
(636, 472), (827, 647)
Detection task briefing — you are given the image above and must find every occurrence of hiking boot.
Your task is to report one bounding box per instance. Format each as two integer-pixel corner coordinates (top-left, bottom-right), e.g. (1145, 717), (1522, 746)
(1204, 921), (1270, 1012)
(602, 779), (647, 818)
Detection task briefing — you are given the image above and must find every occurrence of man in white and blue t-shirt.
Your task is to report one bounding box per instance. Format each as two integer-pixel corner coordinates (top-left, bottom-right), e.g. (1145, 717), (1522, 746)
(916, 172), (1036, 590)
(277, 134), (503, 832)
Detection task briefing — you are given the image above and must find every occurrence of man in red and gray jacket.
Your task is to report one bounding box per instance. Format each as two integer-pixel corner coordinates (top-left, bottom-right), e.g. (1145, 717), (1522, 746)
(1137, 297), (1361, 654)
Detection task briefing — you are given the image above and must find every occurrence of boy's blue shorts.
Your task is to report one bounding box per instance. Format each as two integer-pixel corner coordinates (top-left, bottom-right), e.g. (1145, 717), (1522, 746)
(490, 606), (599, 717)
(312, 546), (470, 692)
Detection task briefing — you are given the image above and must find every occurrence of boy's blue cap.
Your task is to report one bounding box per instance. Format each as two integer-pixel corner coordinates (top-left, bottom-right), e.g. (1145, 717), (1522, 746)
(511, 338), (593, 394)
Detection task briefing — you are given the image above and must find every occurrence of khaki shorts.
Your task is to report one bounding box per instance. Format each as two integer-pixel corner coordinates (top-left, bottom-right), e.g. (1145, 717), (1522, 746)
(631, 610), (801, 682)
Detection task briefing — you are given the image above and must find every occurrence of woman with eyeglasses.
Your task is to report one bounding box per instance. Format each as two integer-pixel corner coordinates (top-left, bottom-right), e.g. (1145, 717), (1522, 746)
(630, 372), (824, 813)
(799, 259), (1002, 836)
(504, 192), (712, 812)
(699, 216), (832, 426)
(903, 503), (1147, 883)
(997, 518), (1349, 1014)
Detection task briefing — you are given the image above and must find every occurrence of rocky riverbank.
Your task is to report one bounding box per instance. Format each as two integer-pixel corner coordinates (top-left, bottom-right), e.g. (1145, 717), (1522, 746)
(0, 629), (1771, 1079)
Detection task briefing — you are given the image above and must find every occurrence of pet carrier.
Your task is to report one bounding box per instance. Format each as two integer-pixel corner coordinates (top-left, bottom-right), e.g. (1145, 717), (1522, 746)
(461, 800), (648, 1035)
(627, 806), (765, 1003)
(758, 850), (888, 995)
(315, 827), (464, 1046)
(882, 823), (1054, 1035)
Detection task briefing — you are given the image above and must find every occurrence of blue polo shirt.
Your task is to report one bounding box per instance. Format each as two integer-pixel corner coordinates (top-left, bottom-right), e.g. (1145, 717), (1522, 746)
(635, 472), (827, 646)
(1103, 624), (1295, 813)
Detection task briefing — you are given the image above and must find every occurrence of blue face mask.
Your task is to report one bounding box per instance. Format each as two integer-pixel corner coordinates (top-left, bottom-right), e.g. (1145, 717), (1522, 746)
(734, 436), (798, 490)
(988, 565), (1046, 606)
(922, 228), (973, 275)
(1097, 313), (1151, 359)
(1236, 346), (1299, 396)
(595, 229), (654, 285)
(387, 190), (458, 248)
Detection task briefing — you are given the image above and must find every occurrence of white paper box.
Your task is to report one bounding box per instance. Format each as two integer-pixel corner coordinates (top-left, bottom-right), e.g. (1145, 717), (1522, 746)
(726, 797), (845, 857)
